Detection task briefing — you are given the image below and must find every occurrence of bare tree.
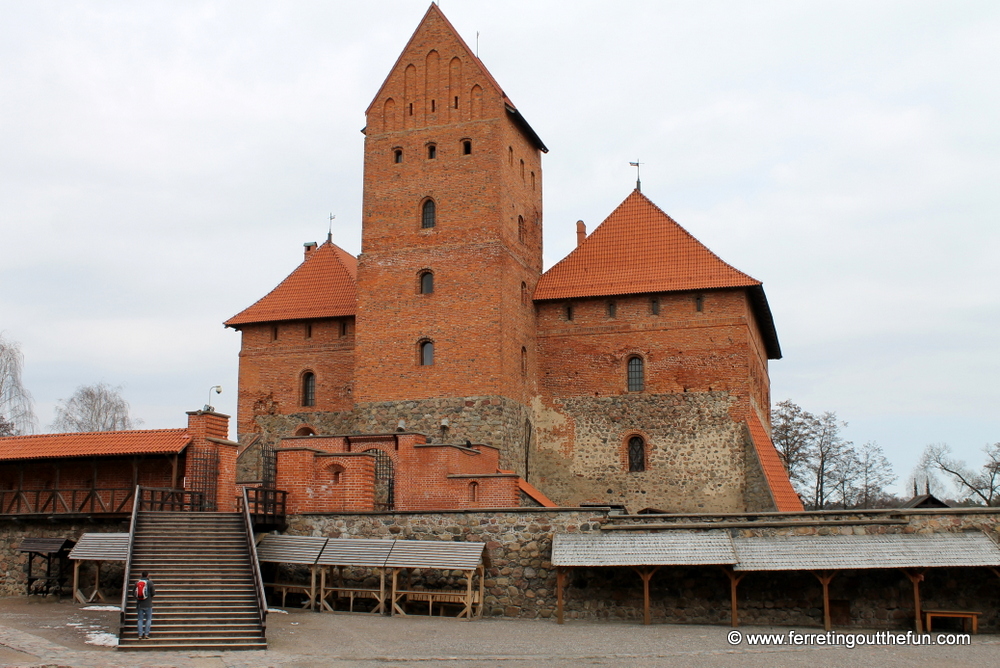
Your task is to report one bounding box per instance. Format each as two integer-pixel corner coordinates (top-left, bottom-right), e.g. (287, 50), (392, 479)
(0, 333), (37, 435)
(805, 411), (853, 510)
(771, 399), (818, 487)
(51, 383), (142, 432)
(854, 441), (897, 509)
(921, 443), (1000, 506)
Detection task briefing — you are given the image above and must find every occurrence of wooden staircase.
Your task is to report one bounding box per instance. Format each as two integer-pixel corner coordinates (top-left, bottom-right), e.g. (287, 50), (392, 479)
(118, 511), (266, 651)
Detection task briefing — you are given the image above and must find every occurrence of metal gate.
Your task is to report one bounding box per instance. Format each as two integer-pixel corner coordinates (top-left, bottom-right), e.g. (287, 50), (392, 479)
(260, 440), (277, 488)
(186, 448), (219, 510)
(365, 449), (395, 511)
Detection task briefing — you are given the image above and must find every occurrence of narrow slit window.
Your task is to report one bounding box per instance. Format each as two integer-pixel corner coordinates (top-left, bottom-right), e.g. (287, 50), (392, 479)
(393, 148), (403, 163)
(607, 301), (617, 318)
(427, 144), (436, 159)
(518, 215), (525, 242)
(469, 481), (478, 502)
(271, 326), (279, 341)
(650, 297), (660, 315)
(508, 146), (513, 165)
(627, 356), (645, 392)
(463, 140), (472, 155)
(628, 436), (646, 472)
(305, 323), (312, 339)
(520, 159), (525, 180)
(340, 321), (348, 337)
(521, 346), (527, 376)
(302, 372), (316, 407)
(420, 271), (434, 294)
(521, 281), (528, 305)
(565, 305), (574, 321)
(695, 295), (704, 312)
(422, 199), (436, 228)
(454, 95), (459, 109)
(420, 340), (434, 366)
(431, 99), (436, 112)
(408, 102), (413, 116)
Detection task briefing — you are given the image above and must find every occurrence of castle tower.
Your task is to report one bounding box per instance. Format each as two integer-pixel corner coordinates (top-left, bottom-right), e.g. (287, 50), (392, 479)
(352, 4), (547, 473)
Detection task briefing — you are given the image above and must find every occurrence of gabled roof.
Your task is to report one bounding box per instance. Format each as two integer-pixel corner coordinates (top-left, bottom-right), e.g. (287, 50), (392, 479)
(224, 240), (357, 327)
(747, 412), (804, 512)
(535, 190), (781, 358)
(364, 3), (546, 152)
(0, 429), (191, 462)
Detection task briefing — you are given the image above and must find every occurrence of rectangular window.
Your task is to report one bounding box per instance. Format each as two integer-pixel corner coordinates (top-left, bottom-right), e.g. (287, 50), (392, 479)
(607, 301), (617, 318)
(650, 297), (660, 315)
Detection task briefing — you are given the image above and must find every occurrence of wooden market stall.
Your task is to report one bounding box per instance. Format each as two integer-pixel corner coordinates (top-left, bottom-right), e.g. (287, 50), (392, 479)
(19, 537), (75, 597)
(256, 534), (327, 610)
(730, 532), (1000, 632)
(317, 538), (394, 613)
(385, 540), (490, 620)
(68, 533), (129, 603)
(551, 531), (737, 625)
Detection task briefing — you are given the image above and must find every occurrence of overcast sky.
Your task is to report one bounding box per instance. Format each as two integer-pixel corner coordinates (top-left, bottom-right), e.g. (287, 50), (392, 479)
(2, 1), (997, 494)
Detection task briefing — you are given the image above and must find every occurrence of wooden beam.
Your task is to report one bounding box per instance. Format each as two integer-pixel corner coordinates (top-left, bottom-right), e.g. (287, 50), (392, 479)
(630, 566), (660, 625)
(811, 570), (837, 631)
(902, 569), (925, 633)
(72, 560), (83, 604)
(556, 567), (566, 624)
(720, 567), (745, 628)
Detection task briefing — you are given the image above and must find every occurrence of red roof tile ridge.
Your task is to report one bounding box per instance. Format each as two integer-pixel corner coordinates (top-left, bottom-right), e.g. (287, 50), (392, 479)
(224, 240), (358, 326)
(747, 412), (805, 512)
(0, 427), (189, 441)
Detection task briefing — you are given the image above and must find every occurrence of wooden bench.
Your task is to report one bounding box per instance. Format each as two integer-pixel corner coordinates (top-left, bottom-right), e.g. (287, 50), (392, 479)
(264, 582), (316, 609)
(320, 586), (386, 613)
(923, 609), (981, 634)
(393, 588), (482, 619)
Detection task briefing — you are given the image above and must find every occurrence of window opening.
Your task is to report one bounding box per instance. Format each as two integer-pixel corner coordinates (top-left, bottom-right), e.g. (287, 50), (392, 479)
(340, 321), (348, 337)
(469, 481), (478, 502)
(531, 171), (535, 190)
(408, 102), (413, 115)
(607, 301), (617, 318)
(521, 346), (527, 376)
(454, 95), (459, 109)
(520, 159), (525, 180)
(628, 436), (646, 472)
(431, 99), (436, 112)
(420, 271), (434, 294)
(565, 305), (574, 321)
(427, 144), (437, 159)
(518, 215), (525, 242)
(627, 356), (645, 392)
(420, 340), (434, 366)
(695, 295), (704, 312)
(508, 146), (513, 165)
(302, 372), (316, 407)
(422, 199), (436, 228)
(305, 323), (312, 339)
(650, 297), (660, 315)
(271, 326), (279, 341)
(521, 281), (528, 305)
(463, 140), (472, 155)
(394, 148), (403, 163)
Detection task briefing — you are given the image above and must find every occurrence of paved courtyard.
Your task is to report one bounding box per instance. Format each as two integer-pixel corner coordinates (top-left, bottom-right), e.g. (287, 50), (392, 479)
(0, 597), (998, 667)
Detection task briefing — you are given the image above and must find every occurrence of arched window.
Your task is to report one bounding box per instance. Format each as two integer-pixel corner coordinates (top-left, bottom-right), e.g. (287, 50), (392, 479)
(469, 481), (478, 502)
(421, 199), (436, 228)
(607, 301), (617, 318)
(521, 346), (527, 376)
(627, 356), (644, 392)
(393, 148), (403, 163)
(565, 304), (574, 321)
(301, 372), (316, 407)
(463, 140), (472, 155)
(328, 464), (344, 485)
(650, 297), (660, 315)
(427, 144), (437, 159)
(518, 215), (525, 242)
(420, 340), (434, 366)
(420, 271), (434, 294)
(295, 426), (316, 436)
(520, 159), (525, 180)
(628, 436), (646, 472)
(508, 146), (513, 165)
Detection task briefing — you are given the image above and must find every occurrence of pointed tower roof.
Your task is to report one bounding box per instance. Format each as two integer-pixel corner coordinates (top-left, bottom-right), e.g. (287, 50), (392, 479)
(536, 190), (781, 358)
(365, 3), (546, 152)
(224, 241), (357, 327)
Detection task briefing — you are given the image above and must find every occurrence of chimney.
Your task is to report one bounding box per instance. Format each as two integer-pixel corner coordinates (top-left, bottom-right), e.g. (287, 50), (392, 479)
(304, 241), (318, 258)
(576, 220), (587, 248)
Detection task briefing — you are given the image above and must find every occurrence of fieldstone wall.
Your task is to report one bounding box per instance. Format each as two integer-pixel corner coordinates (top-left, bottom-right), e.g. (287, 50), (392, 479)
(0, 520), (128, 597)
(531, 391), (751, 513)
(285, 507), (1000, 630)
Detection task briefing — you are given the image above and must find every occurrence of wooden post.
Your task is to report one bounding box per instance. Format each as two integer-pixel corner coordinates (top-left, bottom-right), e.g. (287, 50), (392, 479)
(556, 567), (566, 624)
(320, 566), (327, 613)
(92, 561), (103, 602)
(478, 564), (485, 618)
(902, 569), (925, 633)
(171, 454), (178, 489)
(73, 561), (83, 604)
(631, 566), (660, 625)
(465, 568), (473, 621)
(811, 571), (837, 631)
(720, 567), (745, 628)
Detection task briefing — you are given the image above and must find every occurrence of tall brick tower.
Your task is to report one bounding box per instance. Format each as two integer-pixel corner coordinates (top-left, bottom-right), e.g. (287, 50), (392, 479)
(353, 4), (547, 473)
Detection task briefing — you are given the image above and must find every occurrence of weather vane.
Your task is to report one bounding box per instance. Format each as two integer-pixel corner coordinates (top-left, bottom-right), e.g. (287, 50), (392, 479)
(328, 213), (335, 243)
(629, 161), (643, 192)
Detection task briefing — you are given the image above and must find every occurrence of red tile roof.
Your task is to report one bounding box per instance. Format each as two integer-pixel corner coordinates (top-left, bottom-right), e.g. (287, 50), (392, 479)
(224, 241), (358, 327)
(0, 429), (191, 462)
(518, 479), (557, 508)
(747, 412), (804, 512)
(535, 190), (781, 359)
(536, 190), (761, 300)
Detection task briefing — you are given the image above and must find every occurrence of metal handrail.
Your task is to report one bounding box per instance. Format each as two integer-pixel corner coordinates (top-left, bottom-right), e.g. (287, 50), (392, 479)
(118, 484), (142, 637)
(240, 486), (268, 637)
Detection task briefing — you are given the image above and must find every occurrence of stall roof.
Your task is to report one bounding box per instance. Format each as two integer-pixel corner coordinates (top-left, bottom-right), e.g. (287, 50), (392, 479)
(732, 532), (1000, 571)
(552, 531), (737, 567)
(256, 535), (328, 565)
(69, 533), (129, 561)
(318, 538), (395, 567)
(384, 540), (491, 570)
(18, 538), (75, 554)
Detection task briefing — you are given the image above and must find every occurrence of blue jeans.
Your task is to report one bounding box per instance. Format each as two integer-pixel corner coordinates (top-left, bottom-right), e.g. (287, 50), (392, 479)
(137, 607), (152, 637)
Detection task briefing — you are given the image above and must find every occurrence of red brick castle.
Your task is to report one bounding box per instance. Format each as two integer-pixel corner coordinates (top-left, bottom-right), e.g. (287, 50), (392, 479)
(225, 4), (802, 514)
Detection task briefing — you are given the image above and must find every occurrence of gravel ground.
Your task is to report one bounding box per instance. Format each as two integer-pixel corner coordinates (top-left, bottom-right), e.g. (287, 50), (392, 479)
(1, 597), (999, 667)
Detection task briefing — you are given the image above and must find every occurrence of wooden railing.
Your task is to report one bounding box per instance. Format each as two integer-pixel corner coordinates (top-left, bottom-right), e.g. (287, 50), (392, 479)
(119, 485), (141, 637)
(138, 487), (206, 512)
(240, 487), (287, 525)
(0, 487), (135, 515)
(241, 487), (268, 637)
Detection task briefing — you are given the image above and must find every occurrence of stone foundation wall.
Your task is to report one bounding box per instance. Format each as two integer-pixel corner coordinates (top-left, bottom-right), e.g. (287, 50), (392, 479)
(0, 520), (128, 597)
(531, 391), (751, 513)
(285, 508), (1000, 629)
